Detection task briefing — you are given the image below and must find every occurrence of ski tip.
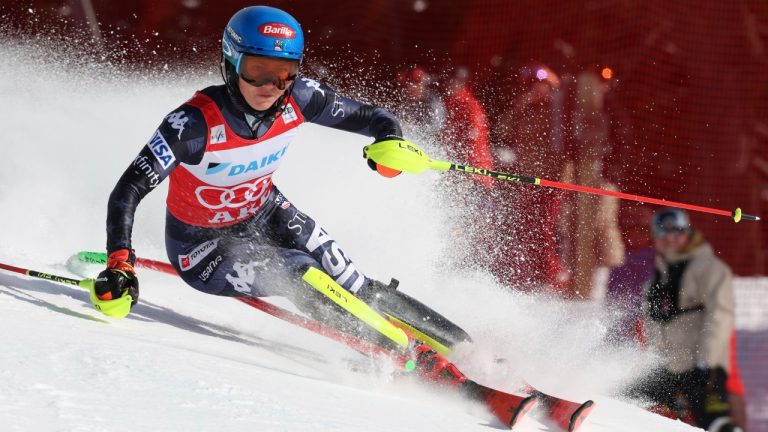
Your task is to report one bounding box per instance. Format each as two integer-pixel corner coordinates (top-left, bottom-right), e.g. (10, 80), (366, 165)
(569, 400), (595, 432)
(508, 394), (538, 429)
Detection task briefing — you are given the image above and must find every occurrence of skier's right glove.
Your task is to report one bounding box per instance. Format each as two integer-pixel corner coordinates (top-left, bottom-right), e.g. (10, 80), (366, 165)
(90, 249), (139, 318)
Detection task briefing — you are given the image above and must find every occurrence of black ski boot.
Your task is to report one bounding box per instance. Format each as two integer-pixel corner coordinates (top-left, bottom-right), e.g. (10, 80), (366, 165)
(356, 277), (472, 349)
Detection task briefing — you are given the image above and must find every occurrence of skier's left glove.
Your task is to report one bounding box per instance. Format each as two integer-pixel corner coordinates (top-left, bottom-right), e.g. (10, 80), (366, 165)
(89, 248), (139, 318)
(364, 136), (406, 178)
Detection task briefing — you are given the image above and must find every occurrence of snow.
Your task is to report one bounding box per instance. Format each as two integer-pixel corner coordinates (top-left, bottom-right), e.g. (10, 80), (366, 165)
(0, 42), (702, 431)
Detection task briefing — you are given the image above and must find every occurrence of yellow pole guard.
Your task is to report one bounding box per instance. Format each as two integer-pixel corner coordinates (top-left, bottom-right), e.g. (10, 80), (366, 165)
(363, 140), (451, 174)
(82, 278), (134, 319)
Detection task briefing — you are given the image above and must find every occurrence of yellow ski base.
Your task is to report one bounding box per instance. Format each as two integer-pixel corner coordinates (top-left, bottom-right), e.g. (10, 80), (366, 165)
(302, 267), (410, 349)
(386, 314), (451, 356)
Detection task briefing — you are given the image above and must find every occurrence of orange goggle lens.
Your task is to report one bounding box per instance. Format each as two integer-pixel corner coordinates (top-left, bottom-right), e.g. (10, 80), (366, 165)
(238, 55), (299, 90)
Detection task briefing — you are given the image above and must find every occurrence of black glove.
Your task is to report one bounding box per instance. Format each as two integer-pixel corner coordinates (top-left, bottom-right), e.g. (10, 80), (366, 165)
(94, 248), (139, 307)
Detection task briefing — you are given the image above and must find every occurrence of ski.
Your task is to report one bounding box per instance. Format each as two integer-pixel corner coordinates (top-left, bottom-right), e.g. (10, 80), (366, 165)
(380, 345), (540, 429)
(68, 251), (581, 429)
(74, 252), (401, 360)
(464, 381), (539, 429)
(528, 388), (595, 432)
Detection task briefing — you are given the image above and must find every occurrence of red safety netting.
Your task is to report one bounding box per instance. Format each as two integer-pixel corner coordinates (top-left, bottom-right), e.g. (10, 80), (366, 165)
(2, 1), (767, 430)
(7, 0), (758, 274)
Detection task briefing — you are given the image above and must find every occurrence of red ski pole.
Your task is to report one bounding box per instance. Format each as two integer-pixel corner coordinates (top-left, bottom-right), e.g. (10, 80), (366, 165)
(449, 164), (760, 223)
(363, 140), (761, 223)
(0, 261), (87, 288)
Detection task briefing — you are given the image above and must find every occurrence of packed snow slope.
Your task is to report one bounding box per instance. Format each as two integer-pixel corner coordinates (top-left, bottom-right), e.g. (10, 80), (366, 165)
(0, 42), (700, 431)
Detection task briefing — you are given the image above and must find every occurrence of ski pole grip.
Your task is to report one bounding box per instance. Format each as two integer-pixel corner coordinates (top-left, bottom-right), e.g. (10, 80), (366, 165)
(363, 140), (450, 174)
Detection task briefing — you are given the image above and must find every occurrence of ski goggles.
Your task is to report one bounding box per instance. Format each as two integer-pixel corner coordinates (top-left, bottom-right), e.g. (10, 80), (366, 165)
(237, 54), (299, 90)
(652, 225), (689, 238)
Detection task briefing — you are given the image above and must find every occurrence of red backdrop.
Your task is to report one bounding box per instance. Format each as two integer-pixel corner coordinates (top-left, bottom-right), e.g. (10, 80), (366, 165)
(5, 0), (767, 275)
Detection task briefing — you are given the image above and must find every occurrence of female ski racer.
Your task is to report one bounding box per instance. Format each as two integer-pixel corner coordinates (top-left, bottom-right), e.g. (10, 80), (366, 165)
(93, 6), (469, 379)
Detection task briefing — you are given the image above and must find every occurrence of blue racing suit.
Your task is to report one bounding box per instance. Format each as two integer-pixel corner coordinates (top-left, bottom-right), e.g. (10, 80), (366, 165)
(106, 77), (402, 303)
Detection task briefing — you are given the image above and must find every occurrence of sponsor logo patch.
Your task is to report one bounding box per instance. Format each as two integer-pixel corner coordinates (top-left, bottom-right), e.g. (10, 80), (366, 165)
(198, 255), (223, 282)
(286, 210), (309, 235)
(228, 146), (288, 176)
(202, 177), (273, 224)
(282, 104), (298, 124)
(133, 155), (161, 188)
(331, 95), (345, 117)
(205, 162), (230, 176)
(274, 193), (291, 210)
(166, 111), (188, 139)
(210, 124), (226, 144)
(300, 78), (324, 96)
(259, 23), (296, 39)
(179, 239), (219, 271)
(226, 26), (242, 43)
(306, 224), (365, 293)
(225, 259), (270, 294)
(204, 147), (288, 178)
(147, 130), (176, 169)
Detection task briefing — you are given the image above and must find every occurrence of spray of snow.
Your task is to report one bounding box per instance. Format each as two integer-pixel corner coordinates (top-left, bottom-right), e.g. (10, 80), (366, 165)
(0, 37), (698, 431)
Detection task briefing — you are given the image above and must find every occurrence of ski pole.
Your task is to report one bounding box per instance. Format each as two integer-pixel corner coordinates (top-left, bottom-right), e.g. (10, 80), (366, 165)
(363, 140), (761, 223)
(0, 260), (133, 318)
(0, 261), (90, 288)
(74, 251), (412, 363)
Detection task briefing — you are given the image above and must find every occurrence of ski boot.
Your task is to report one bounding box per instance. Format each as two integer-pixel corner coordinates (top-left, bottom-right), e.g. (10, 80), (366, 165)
(409, 340), (467, 387)
(357, 277), (472, 349)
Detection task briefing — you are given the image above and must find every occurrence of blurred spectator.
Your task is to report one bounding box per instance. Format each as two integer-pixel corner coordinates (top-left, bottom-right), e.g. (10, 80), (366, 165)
(434, 67), (495, 274)
(396, 66), (446, 140)
(627, 208), (743, 432)
(490, 62), (568, 291)
(605, 205), (656, 342)
(561, 68), (625, 299)
(727, 333), (748, 431)
(440, 67), (494, 177)
(494, 62), (563, 173)
(610, 207), (748, 430)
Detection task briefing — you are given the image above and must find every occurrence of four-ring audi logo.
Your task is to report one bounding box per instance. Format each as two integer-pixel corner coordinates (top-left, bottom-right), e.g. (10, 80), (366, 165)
(195, 176), (272, 209)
